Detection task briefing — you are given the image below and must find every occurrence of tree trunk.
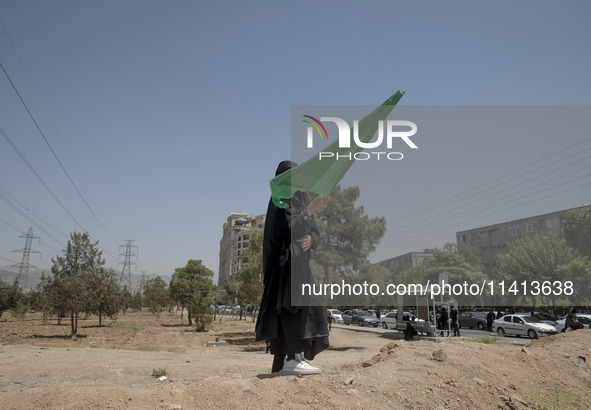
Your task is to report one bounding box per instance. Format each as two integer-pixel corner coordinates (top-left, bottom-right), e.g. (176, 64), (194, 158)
(99, 311), (103, 327)
(71, 310), (76, 339)
(74, 309), (78, 337)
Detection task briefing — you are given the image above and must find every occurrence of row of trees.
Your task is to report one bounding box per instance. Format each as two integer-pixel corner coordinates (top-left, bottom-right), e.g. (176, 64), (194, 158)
(0, 232), (217, 337)
(136, 259), (217, 331)
(224, 185), (591, 309)
(3, 189), (587, 331)
(388, 208), (591, 307)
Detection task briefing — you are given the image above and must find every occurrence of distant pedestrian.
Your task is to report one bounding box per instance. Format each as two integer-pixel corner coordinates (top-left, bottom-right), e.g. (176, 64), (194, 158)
(376, 309), (381, 320)
(450, 306), (460, 337)
(487, 309), (495, 332)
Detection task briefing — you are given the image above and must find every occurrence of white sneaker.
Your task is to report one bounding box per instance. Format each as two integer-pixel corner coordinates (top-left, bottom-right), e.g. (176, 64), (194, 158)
(279, 358), (321, 375)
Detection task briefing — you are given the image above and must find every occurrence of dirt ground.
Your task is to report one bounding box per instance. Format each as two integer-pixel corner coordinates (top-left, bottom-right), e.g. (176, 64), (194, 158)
(1, 311), (590, 410)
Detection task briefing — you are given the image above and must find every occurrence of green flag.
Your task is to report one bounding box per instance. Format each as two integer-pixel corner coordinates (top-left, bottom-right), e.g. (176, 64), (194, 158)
(270, 91), (405, 208)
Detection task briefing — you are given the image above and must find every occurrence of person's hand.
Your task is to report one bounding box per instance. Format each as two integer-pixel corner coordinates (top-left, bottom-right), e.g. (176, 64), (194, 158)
(297, 235), (313, 251)
(307, 195), (329, 214)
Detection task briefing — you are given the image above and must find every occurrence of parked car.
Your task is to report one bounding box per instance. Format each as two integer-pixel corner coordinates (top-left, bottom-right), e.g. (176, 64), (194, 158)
(327, 309), (344, 324)
(529, 312), (557, 326)
(380, 311), (416, 329)
(380, 312), (398, 329)
(342, 309), (379, 327)
(554, 314), (591, 332)
(367, 309), (384, 318)
(493, 314), (558, 339)
(459, 311), (487, 330)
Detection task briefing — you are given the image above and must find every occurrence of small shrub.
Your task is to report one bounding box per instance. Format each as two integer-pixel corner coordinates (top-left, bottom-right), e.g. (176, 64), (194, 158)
(151, 368), (167, 378)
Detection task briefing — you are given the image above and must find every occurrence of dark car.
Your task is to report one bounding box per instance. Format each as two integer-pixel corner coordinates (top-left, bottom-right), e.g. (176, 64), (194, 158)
(342, 309), (379, 327)
(459, 311), (488, 330)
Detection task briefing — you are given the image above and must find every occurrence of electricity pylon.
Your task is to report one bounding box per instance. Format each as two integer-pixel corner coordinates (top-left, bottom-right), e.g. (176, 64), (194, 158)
(118, 240), (137, 290)
(12, 227), (41, 289)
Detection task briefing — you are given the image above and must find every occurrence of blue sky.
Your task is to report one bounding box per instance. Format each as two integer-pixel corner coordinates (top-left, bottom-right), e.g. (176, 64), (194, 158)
(0, 1), (590, 283)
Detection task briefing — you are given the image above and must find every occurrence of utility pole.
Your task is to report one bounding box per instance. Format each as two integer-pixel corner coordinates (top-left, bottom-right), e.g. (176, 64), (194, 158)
(118, 240), (137, 291)
(12, 227), (41, 289)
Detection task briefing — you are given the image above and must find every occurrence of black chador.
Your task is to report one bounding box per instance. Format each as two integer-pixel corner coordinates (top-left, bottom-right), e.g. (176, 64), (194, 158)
(255, 161), (329, 372)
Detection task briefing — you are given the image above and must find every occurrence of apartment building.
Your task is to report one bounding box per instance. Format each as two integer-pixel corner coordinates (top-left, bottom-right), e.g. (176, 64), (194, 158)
(375, 250), (436, 278)
(456, 205), (589, 275)
(218, 212), (265, 290)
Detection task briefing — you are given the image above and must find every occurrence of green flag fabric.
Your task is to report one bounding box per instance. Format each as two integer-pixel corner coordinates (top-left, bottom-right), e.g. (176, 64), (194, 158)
(270, 91), (405, 208)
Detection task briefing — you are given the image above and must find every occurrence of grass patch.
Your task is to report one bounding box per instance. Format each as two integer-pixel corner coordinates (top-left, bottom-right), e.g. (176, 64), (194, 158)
(167, 347), (185, 353)
(151, 368), (168, 378)
(137, 345), (159, 352)
(464, 336), (503, 344)
(8, 335), (24, 344)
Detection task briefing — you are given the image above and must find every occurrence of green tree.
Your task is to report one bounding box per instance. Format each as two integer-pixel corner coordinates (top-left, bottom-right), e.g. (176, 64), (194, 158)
(563, 206), (591, 259)
(48, 232), (105, 339)
(225, 231), (264, 310)
(397, 243), (486, 306)
(312, 186), (387, 285)
(0, 279), (22, 319)
(494, 234), (589, 305)
(424, 243), (486, 284)
(119, 287), (132, 314)
(130, 290), (144, 312)
(39, 272), (68, 324)
(143, 277), (169, 314)
(169, 259), (215, 330)
(87, 269), (122, 326)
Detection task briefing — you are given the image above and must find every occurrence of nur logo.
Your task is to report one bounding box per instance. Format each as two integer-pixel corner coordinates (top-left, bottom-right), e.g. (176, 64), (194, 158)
(303, 114), (418, 161)
(302, 115), (329, 148)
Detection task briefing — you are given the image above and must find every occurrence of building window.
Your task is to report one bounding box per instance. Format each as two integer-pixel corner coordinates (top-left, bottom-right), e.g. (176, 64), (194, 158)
(237, 243), (241, 249)
(243, 242), (249, 248)
(243, 234), (249, 240)
(521, 221), (538, 233)
(508, 225), (520, 236)
(544, 217), (560, 229)
(238, 236), (242, 241)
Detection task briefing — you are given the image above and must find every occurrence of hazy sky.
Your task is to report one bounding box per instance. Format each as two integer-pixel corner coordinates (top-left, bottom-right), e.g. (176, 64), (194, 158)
(1, 1), (590, 284)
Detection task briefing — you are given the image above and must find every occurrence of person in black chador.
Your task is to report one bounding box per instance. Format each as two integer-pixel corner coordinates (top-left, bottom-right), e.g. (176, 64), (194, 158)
(255, 161), (329, 375)
(486, 309), (495, 332)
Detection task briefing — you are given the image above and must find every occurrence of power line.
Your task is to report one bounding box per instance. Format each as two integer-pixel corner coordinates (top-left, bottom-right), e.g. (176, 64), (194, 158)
(0, 125), (86, 232)
(382, 154), (591, 240)
(385, 136), (591, 229)
(0, 255), (20, 264)
(0, 184), (68, 239)
(0, 59), (120, 248)
(379, 179), (591, 248)
(0, 127), (118, 262)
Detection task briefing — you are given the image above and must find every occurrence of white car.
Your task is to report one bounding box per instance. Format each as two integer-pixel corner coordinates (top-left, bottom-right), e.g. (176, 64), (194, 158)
(380, 311), (417, 329)
(554, 314), (591, 332)
(327, 309), (344, 324)
(493, 314), (558, 339)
